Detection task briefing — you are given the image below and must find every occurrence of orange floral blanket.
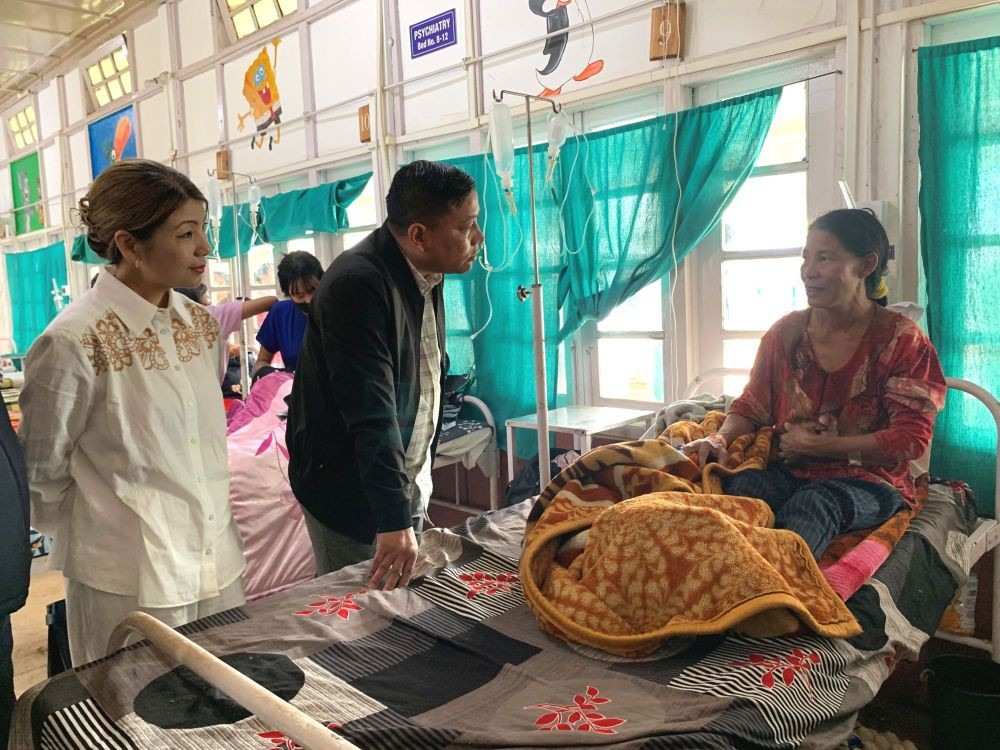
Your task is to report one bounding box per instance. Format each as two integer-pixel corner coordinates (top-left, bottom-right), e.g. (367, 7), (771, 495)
(520, 416), (866, 657)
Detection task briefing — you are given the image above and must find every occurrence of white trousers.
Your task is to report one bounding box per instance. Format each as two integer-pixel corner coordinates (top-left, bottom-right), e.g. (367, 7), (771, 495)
(65, 576), (246, 667)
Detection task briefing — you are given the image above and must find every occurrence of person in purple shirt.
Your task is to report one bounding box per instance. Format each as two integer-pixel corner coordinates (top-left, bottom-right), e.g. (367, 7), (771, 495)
(253, 251), (323, 375)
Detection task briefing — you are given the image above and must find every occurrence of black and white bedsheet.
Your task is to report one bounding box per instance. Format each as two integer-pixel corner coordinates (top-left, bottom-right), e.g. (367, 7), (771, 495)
(10, 482), (972, 749)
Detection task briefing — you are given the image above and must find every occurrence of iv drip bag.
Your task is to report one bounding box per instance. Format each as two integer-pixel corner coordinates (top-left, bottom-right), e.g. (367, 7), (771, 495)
(545, 110), (570, 183)
(489, 100), (517, 213)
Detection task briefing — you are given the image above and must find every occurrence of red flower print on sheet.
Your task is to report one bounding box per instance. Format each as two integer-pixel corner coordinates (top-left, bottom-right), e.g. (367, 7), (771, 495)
(457, 571), (519, 599)
(525, 685), (626, 734)
(258, 722), (341, 749)
(729, 648), (821, 699)
(293, 590), (367, 618)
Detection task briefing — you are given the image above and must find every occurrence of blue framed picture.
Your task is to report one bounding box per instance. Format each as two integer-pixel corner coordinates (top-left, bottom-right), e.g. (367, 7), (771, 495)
(88, 104), (137, 179)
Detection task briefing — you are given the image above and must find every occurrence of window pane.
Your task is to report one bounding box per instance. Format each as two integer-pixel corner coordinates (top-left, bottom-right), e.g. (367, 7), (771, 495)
(722, 257), (806, 331)
(95, 86), (110, 107)
(227, 0), (246, 8)
(597, 338), (664, 402)
(232, 8), (257, 38)
(100, 57), (115, 78)
(287, 237), (315, 254)
(107, 78), (123, 100)
(112, 47), (129, 72)
(211, 290), (233, 305)
(598, 280), (662, 333)
(87, 64), (102, 85)
(254, 0), (280, 27)
(209, 260), (232, 289)
(723, 373), (751, 398)
(16, 111), (27, 128)
(8, 116), (18, 132)
(343, 231), (367, 250)
(755, 81), (806, 167)
(25, 106), (34, 123)
(121, 74), (132, 94)
(346, 180), (377, 228)
(277, 0), (297, 15)
(13, 133), (24, 149)
(722, 171), (807, 252)
(247, 244), (275, 287)
(722, 338), (761, 371)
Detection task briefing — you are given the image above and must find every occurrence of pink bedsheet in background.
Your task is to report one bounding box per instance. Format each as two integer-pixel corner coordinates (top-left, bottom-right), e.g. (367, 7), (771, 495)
(226, 372), (315, 600)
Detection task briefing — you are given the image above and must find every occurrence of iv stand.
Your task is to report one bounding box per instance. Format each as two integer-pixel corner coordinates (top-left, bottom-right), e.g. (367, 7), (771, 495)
(493, 89), (562, 490)
(207, 168), (257, 400)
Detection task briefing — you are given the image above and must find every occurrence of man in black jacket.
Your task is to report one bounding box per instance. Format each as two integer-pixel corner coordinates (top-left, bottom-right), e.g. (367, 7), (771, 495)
(1, 406), (30, 745)
(287, 161), (482, 591)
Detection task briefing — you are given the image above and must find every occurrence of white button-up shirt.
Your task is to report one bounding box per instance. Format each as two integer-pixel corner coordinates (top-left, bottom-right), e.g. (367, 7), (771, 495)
(403, 259), (442, 518)
(19, 269), (244, 608)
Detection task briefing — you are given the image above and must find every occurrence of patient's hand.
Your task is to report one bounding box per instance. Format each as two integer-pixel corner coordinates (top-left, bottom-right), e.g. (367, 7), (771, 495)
(778, 422), (824, 464)
(369, 527), (418, 591)
(680, 434), (728, 469)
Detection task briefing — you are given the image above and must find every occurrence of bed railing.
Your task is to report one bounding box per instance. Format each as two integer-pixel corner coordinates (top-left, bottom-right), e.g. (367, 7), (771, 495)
(934, 377), (1000, 662)
(106, 612), (360, 749)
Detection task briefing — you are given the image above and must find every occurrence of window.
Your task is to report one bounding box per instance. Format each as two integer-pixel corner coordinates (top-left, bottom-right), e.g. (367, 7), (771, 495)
(83, 38), (133, 110)
(339, 178), (378, 252)
(5, 103), (38, 152)
(584, 80), (817, 407)
(218, 0), (298, 42)
(594, 280), (667, 403)
(717, 81), (808, 394)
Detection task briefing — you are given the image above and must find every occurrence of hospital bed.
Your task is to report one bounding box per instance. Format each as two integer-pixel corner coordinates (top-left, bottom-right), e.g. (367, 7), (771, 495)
(9, 379), (998, 749)
(432, 394), (501, 512)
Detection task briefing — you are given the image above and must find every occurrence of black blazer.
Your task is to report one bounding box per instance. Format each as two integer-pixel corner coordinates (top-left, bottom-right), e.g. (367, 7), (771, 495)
(0, 406), (30, 616)
(287, 225), (446, 544)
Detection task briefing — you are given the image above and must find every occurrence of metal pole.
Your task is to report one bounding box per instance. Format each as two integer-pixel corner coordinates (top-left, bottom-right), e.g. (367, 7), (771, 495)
(524, 96), (551, 489)
(229, 174), (251, 399)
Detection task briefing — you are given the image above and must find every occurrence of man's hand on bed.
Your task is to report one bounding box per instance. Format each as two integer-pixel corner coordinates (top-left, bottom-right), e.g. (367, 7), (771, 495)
(369, 527), (419, 591)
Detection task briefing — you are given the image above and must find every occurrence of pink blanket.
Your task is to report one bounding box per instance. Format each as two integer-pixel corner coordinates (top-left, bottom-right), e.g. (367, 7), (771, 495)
(226, 373), (315, 600)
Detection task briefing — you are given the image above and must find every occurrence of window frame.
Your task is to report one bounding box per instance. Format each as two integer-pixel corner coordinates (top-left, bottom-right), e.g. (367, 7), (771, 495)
(79, 35), (135, 114)
(215, 0), (300, 45)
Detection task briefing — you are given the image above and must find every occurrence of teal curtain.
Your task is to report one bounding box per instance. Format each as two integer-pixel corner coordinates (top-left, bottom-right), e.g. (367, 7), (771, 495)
(71, 234), (104, 265)
(5, 241), (68, 352)
(443, 148), (566, 457)
(216, 173), (372, 258)
(443, 89), (779, 456)
(556, 88), (781, 339)
(918, 36), (1000, 514)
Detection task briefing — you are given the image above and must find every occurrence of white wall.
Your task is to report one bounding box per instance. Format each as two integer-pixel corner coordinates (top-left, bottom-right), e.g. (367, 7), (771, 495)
(0, 0), (997, 335)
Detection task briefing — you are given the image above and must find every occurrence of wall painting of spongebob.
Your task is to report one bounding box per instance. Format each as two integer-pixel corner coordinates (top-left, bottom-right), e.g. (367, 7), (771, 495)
(237, 39), (283, 150)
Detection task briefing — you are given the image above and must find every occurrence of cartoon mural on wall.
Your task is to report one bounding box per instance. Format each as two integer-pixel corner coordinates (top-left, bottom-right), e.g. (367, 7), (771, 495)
(530, 0), (604, 97)
(237, 39), (283, 150)
(10, 152), (44, 235)
(88, 104), (138, 179)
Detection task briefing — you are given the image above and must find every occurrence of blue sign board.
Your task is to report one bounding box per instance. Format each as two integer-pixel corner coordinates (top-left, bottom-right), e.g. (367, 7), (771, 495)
(409, 9), (458, 59)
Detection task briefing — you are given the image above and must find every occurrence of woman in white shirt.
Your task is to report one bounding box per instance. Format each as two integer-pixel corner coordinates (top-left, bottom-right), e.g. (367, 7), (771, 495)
(19, 160), (246, 666)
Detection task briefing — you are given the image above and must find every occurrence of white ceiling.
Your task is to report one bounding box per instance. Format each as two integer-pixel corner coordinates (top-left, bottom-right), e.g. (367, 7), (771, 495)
(0, 0), (158, 113)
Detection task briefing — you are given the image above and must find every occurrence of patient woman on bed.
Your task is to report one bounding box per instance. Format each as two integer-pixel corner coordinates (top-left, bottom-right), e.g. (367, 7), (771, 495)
(681, 208), (947, 560)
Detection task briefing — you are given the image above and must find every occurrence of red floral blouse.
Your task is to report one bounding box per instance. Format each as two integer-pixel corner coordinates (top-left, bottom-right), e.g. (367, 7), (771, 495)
(729, 307), (947, 504)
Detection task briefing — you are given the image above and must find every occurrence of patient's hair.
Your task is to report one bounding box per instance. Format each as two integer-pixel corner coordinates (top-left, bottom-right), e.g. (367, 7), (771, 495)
(809, 208), (890, 305)
(276, 251), (323, 297)
(386, 160), (476, 232)
(77, 159), (207, 265)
